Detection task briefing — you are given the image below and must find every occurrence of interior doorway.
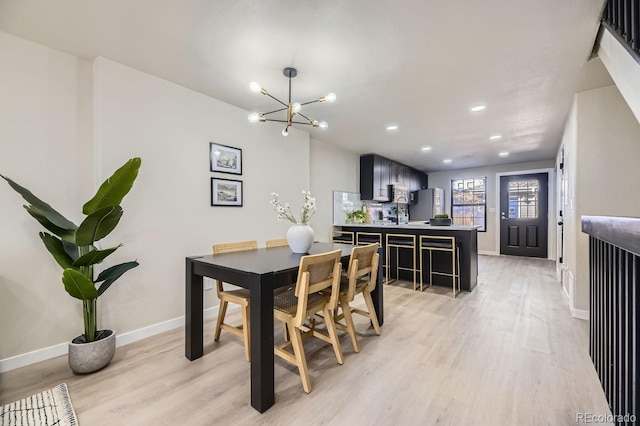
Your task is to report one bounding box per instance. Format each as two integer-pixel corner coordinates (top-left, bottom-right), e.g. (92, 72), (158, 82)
(499, 172), (549, 258)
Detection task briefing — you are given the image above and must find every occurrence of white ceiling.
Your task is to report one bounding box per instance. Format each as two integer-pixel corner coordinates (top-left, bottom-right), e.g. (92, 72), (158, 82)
(0, 0), (612, 172)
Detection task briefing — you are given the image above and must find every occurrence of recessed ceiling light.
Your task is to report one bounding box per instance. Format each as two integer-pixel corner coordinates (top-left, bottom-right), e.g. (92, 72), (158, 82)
(421, 146), (432, 152)
(490, 135), (502, 140)
(499, 151), (509, 157)
(386, 124), (398, 131)
(443, 159), (452, 164)
(471, 105), (486, 112)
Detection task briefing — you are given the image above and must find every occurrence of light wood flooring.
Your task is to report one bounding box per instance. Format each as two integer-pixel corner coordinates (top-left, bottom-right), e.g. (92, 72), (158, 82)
(0, 255), (612, 425)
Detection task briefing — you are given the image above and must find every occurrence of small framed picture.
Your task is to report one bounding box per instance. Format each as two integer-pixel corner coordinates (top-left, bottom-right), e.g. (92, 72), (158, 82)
(211, 178), (243, 207)
(210, 142), (242, 175)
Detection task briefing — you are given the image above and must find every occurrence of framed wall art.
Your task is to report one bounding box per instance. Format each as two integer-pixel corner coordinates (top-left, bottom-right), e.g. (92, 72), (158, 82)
(211, 178), (243, 207)
(210, 142), (242, 175)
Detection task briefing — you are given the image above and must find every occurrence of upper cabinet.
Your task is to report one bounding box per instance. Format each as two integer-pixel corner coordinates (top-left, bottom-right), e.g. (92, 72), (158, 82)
(360, 154), (427, 201)
(360, 155), (390, 201)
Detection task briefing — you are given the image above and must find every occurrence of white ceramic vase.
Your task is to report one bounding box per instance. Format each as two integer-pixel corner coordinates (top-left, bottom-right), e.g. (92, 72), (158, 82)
(286, 223), (315, 253)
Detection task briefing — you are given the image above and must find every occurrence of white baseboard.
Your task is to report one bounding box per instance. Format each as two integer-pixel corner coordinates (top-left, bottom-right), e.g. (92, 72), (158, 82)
(571, 307), (589, 321)
(559, 274), (589, 321)
(0, 343), (68, 374)
(561, 284), (570, 305)
(0, 306), (221, 373)
(478, 250), (499, 256)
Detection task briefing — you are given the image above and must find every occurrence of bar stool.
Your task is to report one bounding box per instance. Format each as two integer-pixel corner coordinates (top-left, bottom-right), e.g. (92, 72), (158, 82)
(332, 230), (355, 244)
(385, 233), (417, 290)
(356, 231), (382, 246)
(419, 235), (460, 297)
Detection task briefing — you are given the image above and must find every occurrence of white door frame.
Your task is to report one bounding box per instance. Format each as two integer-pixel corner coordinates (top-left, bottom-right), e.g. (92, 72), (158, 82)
(495, 168), (556, 260)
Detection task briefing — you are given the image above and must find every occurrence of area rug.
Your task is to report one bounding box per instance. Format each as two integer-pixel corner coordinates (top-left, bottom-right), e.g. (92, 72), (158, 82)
(0, 383), (78, 426)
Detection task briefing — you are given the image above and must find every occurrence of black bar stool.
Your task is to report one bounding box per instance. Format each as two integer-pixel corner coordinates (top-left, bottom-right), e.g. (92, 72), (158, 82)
(385, 233), (417, 290)
(356, 231), (382, 246)
(419, 235), (460, 297)
(332, 230), (355, 244)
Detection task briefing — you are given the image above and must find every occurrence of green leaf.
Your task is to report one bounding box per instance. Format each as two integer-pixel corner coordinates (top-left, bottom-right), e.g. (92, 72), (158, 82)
(39, 232), (75, 269)
(62, 240), (79, 262)
(96, 261), (139, 296)
(82, 158), (141, 215)
(76, 206), (123, 246)
(72, 246), (120, 267)
(25, 206), (77, 242)
(1, 175), (78, 231)
(62, 268), (98, 300)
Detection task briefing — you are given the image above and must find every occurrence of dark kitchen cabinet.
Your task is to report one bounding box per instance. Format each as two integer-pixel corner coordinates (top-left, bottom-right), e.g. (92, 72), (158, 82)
(360, 154), (391, 201)
(392, 164), (410, 186)
(410, 168), (428, 191)
(360, 154), (428, 202)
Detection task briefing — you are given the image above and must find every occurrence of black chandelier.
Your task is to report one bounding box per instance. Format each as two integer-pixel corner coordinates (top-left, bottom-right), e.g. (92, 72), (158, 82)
(247, 67), (336, 137)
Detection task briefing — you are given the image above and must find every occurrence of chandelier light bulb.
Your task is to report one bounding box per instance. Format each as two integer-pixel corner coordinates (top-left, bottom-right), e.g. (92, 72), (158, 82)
(250, 82), (261, 93)
(249, 68), (334, 135)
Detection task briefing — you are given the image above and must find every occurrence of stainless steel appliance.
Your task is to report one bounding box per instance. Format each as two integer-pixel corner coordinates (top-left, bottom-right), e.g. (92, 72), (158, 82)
(409, 188), (445, 221)
(388, 184), (409, 203)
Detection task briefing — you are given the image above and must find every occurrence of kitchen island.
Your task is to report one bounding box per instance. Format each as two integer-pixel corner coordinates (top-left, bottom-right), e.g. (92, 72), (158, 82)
(334, 223), (478, 291)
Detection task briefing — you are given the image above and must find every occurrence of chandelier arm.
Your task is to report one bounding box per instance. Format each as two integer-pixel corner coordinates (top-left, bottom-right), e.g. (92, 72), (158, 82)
(262, 118), (314, 126)
(299, 99), (321, 107)
(296, 112), (315, 122)
(262, 107), (288, 115)
(265, 92), (288, 108)
(262, 118), (291, 124)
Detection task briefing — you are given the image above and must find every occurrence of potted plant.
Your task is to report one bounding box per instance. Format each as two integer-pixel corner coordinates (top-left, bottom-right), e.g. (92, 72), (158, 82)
(430, 213), (452, 226)
(1, 157), (141, 373)
(346, 208), (367, 224)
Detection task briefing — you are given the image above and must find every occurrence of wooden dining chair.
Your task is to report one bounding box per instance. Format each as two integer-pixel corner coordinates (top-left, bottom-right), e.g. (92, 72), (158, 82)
(334, 243), (381, 353)
(212, 240), (258, 361)
(273, 249), (344, 393)
(265, 238), (288, 248)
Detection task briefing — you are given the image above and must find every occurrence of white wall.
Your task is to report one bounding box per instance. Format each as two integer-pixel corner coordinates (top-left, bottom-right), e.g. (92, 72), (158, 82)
(310, 139), (360, 242)
(1, 31), (365, 365)
(0, 31), (89, 360)
(561, 84), (640, 314)
(91, 56), (312, 335)
(597, 28), (640, 124)
(427, 160), (555, 254)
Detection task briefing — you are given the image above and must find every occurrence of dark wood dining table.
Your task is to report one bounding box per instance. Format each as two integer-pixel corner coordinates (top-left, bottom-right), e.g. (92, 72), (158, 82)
(185, 242), (384, 413)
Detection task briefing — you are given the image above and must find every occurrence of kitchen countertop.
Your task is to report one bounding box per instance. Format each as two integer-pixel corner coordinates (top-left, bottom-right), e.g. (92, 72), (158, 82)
(334, 223), (480, 231)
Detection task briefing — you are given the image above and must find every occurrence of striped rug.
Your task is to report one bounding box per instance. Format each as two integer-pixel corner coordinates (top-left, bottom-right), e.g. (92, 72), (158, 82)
(0, 383), (78, 426)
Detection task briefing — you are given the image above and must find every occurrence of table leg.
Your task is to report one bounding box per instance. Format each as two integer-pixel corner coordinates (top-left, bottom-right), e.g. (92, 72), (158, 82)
(185, 257), (204, 360)
(249, 273), (275, 412)
(372, 246), (384, 326)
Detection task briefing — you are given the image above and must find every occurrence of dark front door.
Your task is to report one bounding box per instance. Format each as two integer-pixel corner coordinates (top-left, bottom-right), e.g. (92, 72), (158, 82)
(500, 173), (548, 258)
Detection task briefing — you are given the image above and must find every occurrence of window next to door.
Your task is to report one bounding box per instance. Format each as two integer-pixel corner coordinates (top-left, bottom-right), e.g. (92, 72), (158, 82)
(451, 177), (486, 231)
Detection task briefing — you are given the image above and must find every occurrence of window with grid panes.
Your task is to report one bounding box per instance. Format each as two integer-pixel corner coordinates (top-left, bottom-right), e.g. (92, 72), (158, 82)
(451, 177), (486, 231)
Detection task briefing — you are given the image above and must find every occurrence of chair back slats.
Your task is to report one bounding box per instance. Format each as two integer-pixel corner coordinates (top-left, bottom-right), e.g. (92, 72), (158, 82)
(212, 240), (258, 295)
(213, 240), (258, 254)
(345, 243), (379, 301)
(293, 250), (342, 325)
(266, 238), (288, 248)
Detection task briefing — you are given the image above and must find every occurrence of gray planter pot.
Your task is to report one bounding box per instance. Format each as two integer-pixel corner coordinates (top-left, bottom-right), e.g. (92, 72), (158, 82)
(68, 330), (116, 374)
(430, 218), (452, 226)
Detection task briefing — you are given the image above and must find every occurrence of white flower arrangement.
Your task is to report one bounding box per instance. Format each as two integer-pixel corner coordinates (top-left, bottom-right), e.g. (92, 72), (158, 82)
(269, 190), (316, 224)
